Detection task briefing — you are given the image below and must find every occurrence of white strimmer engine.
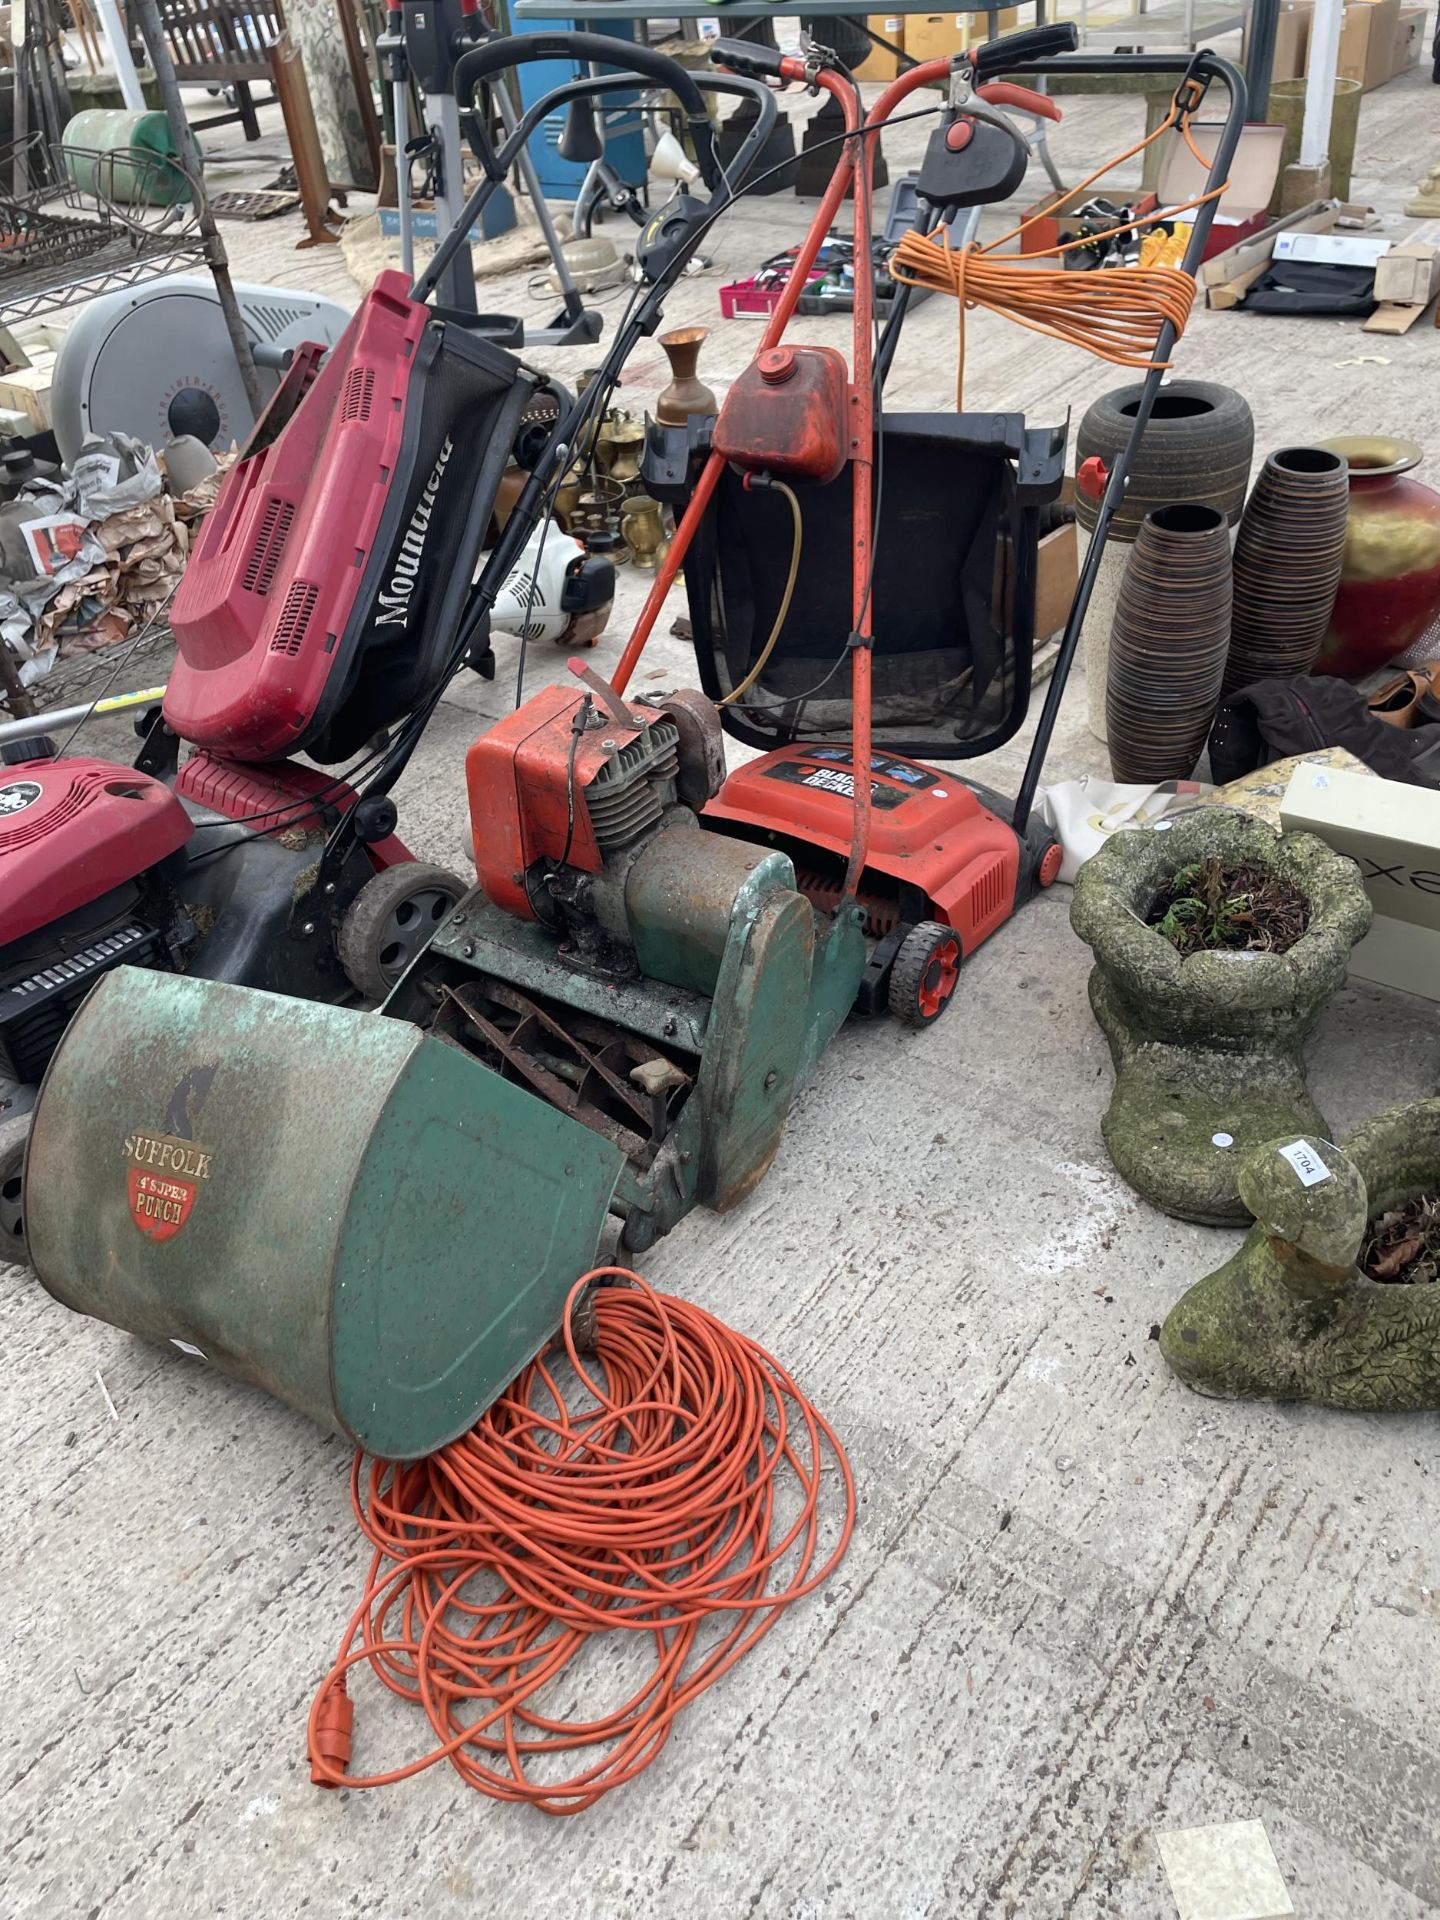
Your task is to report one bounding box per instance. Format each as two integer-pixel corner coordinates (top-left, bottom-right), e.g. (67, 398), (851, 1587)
(486, 518), (614, 651)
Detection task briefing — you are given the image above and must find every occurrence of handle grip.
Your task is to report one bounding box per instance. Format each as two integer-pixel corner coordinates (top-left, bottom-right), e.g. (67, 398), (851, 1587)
(971, 21), (1079, 74)
(709, 36), (787, 80)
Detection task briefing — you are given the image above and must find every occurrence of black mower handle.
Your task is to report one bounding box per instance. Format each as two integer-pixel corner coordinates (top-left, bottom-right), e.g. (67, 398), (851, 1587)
(452, 32), (722, 190)
(708, 37), (786, 82)
(970, 21), (1079, 74)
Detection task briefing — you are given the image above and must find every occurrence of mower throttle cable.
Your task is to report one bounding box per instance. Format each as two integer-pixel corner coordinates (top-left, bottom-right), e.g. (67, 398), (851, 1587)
(307, 1268), (856, 1813)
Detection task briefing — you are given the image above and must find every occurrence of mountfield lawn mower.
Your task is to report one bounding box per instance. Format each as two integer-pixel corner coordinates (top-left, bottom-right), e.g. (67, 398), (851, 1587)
(0, 47), (783, 1255)
(23, 29), (1243, 1456)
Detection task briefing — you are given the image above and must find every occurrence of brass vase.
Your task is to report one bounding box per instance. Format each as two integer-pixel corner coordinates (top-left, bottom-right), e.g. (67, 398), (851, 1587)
(596, 411), (645, 491)
(656, 327), (716, 426)
(621, 495), (668, 571)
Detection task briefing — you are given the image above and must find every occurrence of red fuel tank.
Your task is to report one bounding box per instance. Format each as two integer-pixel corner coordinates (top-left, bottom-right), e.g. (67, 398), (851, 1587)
(712, 346), (850, 485)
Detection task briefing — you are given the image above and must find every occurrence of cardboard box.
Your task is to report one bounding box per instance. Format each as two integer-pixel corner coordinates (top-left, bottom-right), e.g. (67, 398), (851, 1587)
(1274, 228), (1391, 265)
(1015, 185), (1159, 256)
(1244, 1), (1310, 80)
(970, 5), (1019, 41)
(903, 12), (972, 62)
(1203, 201), (1386, 308)
(1260, 0), (1409, 90)
(1336, 0), (1402, 90)
(1373, 235), (1440, 304)
(1392, 4), (1427, 73)
(1034, 517), (1078, 642)
(1280, 762), (1440, 1000)
(1156, 120), (1285, 262)
(854, 15), (905, 83)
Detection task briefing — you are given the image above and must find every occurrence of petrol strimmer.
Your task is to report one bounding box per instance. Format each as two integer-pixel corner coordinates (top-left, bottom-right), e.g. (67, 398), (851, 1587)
(23, 30), (1245, 1457)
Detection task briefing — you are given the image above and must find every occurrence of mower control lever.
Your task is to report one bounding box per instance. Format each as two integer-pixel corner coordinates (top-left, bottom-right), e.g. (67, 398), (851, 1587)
(977, 79), (1061, 121)
(568, 659), (637, 730)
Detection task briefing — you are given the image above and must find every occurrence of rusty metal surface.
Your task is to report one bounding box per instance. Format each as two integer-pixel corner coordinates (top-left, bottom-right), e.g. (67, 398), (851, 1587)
(651, 688), (727, 810)
(391, 891), (713, 1053)
(626, 827), (794, 999)
(436, 978), (692, 1169)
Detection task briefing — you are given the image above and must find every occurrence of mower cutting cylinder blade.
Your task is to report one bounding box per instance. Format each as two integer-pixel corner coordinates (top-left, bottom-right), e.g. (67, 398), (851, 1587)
(25, 969), (624, 1457)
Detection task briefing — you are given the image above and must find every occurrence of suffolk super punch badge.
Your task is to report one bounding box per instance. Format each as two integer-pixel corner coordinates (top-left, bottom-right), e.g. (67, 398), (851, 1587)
(124, 1130), (213, 1241)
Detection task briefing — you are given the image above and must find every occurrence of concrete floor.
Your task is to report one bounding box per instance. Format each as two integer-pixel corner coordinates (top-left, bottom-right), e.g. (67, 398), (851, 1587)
(5, 41), (1440, 1920)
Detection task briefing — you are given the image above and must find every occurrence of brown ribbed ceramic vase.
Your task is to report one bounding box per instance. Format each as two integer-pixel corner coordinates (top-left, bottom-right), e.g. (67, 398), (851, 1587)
(1107, 503), (1233, 782)
(655, 327), (717, 426)
(1224, 446), (1349, 694)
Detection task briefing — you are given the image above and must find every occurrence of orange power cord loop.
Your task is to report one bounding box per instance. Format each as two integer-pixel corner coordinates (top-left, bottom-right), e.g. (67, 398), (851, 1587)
(308, 1270), (857, 1814)
(890, 101), (1225, 408)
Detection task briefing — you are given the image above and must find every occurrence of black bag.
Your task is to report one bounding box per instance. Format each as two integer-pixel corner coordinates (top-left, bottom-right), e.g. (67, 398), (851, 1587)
(1210, 677), (1440, 789)
(1241, 259), (1377, 317)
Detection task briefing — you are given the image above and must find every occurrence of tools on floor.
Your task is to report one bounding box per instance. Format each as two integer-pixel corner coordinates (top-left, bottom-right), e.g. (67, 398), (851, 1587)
(10, 26), (1260, 1815)
(24, 24), (1244, 1430)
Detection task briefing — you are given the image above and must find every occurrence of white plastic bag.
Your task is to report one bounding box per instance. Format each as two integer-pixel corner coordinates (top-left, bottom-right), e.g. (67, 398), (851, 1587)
(1038, 775), (1209, 884)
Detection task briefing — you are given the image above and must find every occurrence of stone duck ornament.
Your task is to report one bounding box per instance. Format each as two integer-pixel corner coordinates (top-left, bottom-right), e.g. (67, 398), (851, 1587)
(1161, 1100), (1440, 1412)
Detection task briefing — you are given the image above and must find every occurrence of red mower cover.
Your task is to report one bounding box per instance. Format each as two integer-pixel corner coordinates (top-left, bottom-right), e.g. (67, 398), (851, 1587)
(166, 272), (534, 765)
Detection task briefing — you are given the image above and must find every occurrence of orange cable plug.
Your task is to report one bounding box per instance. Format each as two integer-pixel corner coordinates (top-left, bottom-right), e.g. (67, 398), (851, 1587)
(309, 1675), (353, 1788)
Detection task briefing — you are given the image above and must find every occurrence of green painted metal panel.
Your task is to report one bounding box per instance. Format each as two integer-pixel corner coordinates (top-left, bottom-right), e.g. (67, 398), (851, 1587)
(798, 907), (869, 1085)
(695, 888), (814, 1211)
(627, 831), (798, 1000)
(332, 1040), (622, 1457)
(27, 968), (623, 1458)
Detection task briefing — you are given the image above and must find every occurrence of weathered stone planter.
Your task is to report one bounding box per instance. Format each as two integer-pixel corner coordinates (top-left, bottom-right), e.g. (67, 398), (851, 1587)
(1069, 811), (1372, 1224)
(1161, 1107), (1440, 1411)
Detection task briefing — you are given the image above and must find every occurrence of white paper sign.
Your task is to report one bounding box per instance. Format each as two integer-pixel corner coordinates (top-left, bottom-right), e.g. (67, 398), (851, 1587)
(1277, 1140), (1331, 1187)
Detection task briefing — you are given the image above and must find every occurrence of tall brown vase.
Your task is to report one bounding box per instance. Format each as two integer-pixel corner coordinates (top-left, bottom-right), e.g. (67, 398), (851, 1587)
(656, 327), (717, 426)
(1107, 504), (1233, 783)
(1224, 446), (1349, 694)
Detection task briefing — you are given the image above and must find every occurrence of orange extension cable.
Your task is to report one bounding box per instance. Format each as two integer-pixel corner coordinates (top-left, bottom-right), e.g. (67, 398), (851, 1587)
(307, 1269), (856, 1814)
(890, 104), (1227, 407)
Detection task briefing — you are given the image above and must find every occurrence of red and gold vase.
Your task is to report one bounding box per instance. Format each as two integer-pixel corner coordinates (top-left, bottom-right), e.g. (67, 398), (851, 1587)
(1315, 436), (1440, 677)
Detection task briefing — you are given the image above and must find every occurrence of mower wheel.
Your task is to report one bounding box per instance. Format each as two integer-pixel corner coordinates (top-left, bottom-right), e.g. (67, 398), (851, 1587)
(888, 921), (962, 1028)
(337, 861), (466, 1001)
(0, 1112), (29, 1266)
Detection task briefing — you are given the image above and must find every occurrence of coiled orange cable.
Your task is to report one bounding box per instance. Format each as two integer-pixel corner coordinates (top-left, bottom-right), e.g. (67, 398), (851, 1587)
(890, 105), (1226, 407)
(307, 1269), (856, 1814)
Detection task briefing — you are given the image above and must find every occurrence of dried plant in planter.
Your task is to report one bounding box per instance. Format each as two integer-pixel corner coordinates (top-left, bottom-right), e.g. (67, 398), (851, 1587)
(1148, 857), (1308, 958)
(1362, 1194), (1440, 1286)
